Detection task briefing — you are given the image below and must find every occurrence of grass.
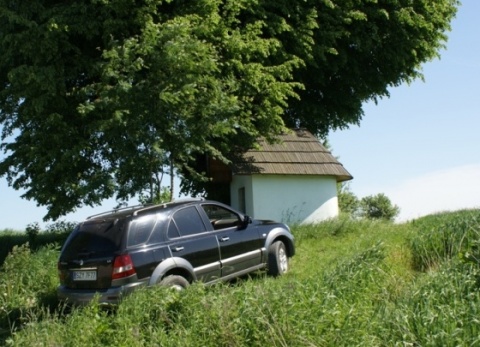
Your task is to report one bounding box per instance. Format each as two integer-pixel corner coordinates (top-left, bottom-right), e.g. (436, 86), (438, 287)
(1, 209), (480, 346)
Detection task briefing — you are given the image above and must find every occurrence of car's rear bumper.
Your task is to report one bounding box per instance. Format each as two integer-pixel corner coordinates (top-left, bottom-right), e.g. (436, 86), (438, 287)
(57, 281), (146, 306)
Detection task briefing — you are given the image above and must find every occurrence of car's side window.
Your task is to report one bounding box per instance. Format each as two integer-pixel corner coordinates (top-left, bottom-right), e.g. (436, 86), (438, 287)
(149, 216), (167, 244)
(201, 204), (241, 230)
(167, 220), (181, 239)
(127, 215), (156, 247)
(172, 206), (207, 237)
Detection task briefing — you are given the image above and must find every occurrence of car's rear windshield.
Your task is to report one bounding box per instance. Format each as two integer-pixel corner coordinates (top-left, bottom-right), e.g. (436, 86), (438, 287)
(61, 219), (126, 259)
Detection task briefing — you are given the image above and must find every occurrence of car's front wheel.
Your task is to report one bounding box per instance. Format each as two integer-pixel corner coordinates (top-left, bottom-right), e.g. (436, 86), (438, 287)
(267, 240), (288, 276)
(159, 275), (190, 291)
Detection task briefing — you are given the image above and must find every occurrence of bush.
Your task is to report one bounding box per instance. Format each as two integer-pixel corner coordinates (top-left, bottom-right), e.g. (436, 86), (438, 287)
(45, 220), (77, 235)
(337, 183), (360, 216)
(0, 230), (29, 266)
(25, 223), (40, 245)
(359, 193), (400, 221)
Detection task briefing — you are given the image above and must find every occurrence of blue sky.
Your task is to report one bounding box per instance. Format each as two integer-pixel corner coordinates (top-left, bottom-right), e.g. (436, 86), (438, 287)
(1, 1), (479, 229)
(330, 0), (480, 221)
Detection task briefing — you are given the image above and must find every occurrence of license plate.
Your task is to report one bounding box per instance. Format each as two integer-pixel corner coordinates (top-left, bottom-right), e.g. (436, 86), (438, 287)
(73, 270), (97, 281)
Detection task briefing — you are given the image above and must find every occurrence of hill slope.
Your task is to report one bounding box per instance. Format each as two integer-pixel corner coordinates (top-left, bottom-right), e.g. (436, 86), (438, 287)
(1, 209), (479, 346)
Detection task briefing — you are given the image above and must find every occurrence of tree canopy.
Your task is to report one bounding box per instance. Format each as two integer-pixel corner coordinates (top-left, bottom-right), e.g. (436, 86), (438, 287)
(0, 0), (459, 220)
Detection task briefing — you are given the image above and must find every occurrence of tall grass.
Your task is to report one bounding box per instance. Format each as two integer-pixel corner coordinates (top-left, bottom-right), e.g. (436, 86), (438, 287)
(7, 244), (389, 346)
(0, 230), (30, 266)
(408, 209), (480, 271)
(377, 261), (480, 346)
(2, 210), (480, 346)
(0, 243), (60, 332)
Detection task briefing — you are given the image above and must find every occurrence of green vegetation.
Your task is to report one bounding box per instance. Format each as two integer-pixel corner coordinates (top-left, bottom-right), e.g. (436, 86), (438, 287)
(0, 222), (71, 265)
(337, 185), (400, 221)
(2, 209), (480, 346)
(359, 193), (401, 221)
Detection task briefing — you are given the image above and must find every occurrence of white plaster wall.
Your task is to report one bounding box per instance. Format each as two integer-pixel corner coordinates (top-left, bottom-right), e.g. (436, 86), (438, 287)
(230, 175), (253, 215)
(231, 174), (339, 225)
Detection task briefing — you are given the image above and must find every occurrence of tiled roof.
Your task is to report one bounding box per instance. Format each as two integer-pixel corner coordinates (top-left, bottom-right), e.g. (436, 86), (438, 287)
(233, 129), (353, 182)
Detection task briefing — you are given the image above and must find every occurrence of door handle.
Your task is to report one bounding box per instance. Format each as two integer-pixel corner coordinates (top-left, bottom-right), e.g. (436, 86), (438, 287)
(219, 237), (230, 242)
(172, 246), (184, 252)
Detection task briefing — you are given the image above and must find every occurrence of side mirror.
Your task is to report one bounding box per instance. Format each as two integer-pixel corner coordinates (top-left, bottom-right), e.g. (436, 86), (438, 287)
(240, 215), (252, 229)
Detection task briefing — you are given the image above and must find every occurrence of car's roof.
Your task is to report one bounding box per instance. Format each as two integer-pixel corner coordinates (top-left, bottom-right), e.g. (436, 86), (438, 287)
(84, 198), (210, 222)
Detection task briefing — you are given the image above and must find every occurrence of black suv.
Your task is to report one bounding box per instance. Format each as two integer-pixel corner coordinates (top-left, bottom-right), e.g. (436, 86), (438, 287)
(57, 199), (295, 305)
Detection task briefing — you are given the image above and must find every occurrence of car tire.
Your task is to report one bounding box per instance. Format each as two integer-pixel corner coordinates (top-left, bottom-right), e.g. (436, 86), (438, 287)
(267, 240), (288, 276)
(159, 275), (190, 291)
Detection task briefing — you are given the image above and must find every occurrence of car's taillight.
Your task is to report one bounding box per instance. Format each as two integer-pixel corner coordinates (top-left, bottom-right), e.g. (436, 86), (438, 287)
(112, 254), (136, 280)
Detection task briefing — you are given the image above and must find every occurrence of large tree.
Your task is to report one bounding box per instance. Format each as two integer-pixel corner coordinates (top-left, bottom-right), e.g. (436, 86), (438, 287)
(0, 0), (459, 220)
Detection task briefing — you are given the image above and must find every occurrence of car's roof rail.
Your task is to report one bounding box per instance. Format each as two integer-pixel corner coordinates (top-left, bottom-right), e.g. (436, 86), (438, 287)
(132, 198), (205, 216)
(86, 198), (206, 219)
(133, 204), (167, 216)
(86, 204), (151, 220)
(173, 197), (205, 203)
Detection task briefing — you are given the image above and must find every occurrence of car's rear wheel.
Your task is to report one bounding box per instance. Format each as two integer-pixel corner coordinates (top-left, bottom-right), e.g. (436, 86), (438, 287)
(267, 240), (288, 276)
(159, 275), (189, 290)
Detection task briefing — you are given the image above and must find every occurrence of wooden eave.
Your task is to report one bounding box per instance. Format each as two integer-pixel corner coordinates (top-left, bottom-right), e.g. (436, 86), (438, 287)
(232, 129), (353, 182)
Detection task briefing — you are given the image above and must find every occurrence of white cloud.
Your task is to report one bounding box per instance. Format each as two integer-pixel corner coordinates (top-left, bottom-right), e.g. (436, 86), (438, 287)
(384, 164), (480, 222)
